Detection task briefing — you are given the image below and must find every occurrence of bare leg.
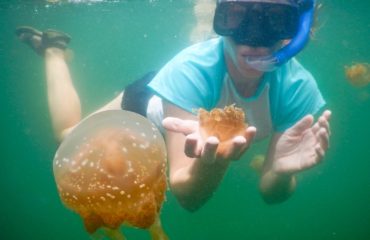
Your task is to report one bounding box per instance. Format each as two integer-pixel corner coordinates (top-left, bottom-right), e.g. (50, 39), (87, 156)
(16, 28), (83, 141)
(43, 46), (124, 141)
(44, 47), (125, 140)
(16, 27), (123, 142)
(44, 47), (81, 141)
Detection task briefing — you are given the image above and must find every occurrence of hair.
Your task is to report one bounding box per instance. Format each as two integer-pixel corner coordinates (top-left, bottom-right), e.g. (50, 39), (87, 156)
(310, 0), (324, 39)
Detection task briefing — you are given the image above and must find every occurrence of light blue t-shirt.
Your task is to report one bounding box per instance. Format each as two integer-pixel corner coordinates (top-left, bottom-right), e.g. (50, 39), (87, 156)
(148, 37), (325, 139)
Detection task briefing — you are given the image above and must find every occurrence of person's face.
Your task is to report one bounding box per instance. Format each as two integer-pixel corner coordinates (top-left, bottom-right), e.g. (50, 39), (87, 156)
(223, 37), (282, 79)
(215, 1), (299, 76)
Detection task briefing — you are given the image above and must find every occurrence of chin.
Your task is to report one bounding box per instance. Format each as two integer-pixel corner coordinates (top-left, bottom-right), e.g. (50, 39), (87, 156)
(244, 68), (264, 78)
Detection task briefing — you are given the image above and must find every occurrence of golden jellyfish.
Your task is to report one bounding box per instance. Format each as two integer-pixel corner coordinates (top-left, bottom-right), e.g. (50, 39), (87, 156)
(198, 105), (248, 154)
(249, 154), (265, 174)
(53, 110), (168, 240)
(344, 62), (370, 87)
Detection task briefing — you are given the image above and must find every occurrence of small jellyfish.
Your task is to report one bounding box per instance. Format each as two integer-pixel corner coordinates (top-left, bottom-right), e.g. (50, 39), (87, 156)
(249, 154), (265, 174)
(53, 110), (168, 240)
(344, 63), (370, 87)
(198, 105), (247, 154)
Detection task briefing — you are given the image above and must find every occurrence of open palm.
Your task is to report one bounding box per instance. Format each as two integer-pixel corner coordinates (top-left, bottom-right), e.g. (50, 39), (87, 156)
(272, 110), (331, 174)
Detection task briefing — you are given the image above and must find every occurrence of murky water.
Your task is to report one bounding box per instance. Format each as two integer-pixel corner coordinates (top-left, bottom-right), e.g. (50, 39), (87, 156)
(0, 0), (369, 239)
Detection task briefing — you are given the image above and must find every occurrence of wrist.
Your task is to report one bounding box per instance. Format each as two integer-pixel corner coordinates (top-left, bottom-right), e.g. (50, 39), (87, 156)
(194, 155), (230, 178)
(268, 168), (295, 182)
(260, 170), (297, 204)
(198, 156), (230, 169)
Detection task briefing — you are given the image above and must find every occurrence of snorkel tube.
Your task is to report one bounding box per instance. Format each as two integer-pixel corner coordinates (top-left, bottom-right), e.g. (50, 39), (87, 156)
(246, 0), (315, 72)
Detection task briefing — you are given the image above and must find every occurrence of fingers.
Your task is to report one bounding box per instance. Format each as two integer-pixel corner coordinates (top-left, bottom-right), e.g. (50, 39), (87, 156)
(184, 133), (202, 158)
(231, 126), (257, 159)
(313, 128), (329, 164)
(201, 137), (219, 164)
(315, 110), (331, 150)
(322, 110), (332, 121)
(320, 127), (330, 150)
(321, 110), (332, 135)
(318, 115), (331, 136)
(216, 126), (257, 160)
(244, 126), (257, 141)
(185, 135), (219, 163)
(315, 144), (325, 159)
(313, 111), (332, 164)
(162, 117), (198, 135)
(227, 136), (247, 160)
(316, 127), (330, 159)
(313, 110), (332, 134)
(290, 115), (314, 134)
(184, 126), (257, 162)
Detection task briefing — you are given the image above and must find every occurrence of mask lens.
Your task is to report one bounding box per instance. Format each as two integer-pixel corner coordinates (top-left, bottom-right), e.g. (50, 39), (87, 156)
(213, 2), (299, 47)
(213, 3), (248, 35)
(266, 4), (299, 39)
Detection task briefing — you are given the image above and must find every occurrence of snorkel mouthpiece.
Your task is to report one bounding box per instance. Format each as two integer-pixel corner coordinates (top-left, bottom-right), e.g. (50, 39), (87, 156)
(245, 0), (315, 71)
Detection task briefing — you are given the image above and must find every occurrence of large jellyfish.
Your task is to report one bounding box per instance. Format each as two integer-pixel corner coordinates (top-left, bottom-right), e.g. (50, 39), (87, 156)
(53, 110), (168, 240)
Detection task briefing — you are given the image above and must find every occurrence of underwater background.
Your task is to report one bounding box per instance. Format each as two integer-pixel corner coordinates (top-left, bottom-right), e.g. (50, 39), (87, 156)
(0, 0), (369, 239)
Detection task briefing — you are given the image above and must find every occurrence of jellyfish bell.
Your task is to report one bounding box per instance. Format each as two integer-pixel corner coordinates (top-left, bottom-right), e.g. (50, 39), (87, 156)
(344, 63), (370, 87)
(198, 105), (247, 155)
(53, 110), (168, 239)
(249, 154), (265, 174)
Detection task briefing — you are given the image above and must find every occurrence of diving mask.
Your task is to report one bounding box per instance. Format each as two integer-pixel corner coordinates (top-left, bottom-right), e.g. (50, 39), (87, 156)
(214, 0), (315, 71)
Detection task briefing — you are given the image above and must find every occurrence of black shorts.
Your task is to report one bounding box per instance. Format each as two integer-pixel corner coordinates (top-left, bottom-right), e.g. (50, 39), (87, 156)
(120, 71), (157, 117)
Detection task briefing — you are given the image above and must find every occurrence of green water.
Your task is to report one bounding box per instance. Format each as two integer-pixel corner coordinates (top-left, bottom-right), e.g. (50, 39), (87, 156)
(0, 0), (369, 239)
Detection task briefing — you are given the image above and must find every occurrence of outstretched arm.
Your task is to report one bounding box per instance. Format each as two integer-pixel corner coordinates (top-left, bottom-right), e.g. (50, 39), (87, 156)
(163, 102), (256, 211)
(259, 110), (331, 203)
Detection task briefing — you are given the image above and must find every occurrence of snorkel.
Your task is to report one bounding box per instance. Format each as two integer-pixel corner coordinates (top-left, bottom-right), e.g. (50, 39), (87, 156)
(245, 0), (315, 71)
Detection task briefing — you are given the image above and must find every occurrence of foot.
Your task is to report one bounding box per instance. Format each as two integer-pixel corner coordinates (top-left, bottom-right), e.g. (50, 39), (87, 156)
(43, 29), (71, 50)
(15, 26), (43, 55)
(15, 26), (71, 56)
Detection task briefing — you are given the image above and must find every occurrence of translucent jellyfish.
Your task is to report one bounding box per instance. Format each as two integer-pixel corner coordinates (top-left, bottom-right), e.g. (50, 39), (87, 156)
(344, 62), (370, 87)
(198, 105), (247, 154)
(249, 154), (265, 174)
(53, 110), (168, 240)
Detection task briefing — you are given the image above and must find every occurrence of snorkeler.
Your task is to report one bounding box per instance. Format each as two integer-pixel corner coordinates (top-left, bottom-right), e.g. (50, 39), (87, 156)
(16, 0), (331, 211)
